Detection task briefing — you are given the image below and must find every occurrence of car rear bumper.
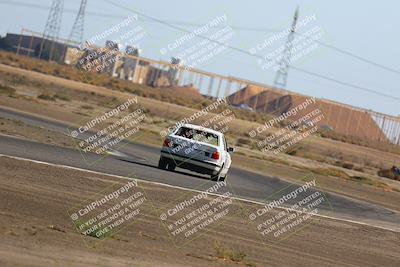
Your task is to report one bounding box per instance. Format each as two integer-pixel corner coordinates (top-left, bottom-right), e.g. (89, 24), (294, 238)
(161, 150), (222, 175)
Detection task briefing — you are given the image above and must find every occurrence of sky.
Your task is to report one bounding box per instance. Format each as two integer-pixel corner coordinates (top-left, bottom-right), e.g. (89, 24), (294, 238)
(0, 0), (399, 116)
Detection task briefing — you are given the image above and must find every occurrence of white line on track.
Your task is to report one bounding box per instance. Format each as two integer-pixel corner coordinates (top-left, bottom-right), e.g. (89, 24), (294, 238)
(1, 153), (398, 233)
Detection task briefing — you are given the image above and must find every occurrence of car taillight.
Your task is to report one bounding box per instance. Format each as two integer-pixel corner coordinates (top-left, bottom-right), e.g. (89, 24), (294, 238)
(211, 151), (220, 160)
(163, 139), (172, 147)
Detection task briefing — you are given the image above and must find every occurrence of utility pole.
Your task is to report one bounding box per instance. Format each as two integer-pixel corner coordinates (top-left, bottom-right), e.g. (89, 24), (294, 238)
(39, 0), (64, 61)
(273, 7), (299, 89)
(69, 0), (88, 44)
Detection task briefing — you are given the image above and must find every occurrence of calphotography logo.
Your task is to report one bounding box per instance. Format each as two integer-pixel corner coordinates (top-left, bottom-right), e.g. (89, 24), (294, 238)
(246, 175), (333, 244)
(159, 13), (236, 71)
(248, 10), (326, 73)
(2, 1), (400, 266)
(247, 97), (325, 155)
(68, 97), (147, 165)
(67, 179), (150, 247)
(146, 181), (243, 247)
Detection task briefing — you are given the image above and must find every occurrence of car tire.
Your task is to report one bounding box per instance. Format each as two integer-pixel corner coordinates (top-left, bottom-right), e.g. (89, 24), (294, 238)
(158, 156), (167, 169)
(218, 174), (227, 182)
(210, 174), (219, 181)
(211, 173), (226, 182)
(211, 164), (225, 181)
(167, 159), (176, 171)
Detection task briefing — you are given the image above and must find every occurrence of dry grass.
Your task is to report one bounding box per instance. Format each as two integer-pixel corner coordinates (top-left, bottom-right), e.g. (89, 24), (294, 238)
(0, 54), (399, 192)
(320, 129), (400, 156)
(1, 51), (399, 147)
(214, 241), (256, 266)
(0, 83), (15, 96)
(37, 94), (56, 101)
(308, 167), (351, 180)
(301, 166), (392, 191)
(0, 51), (274, 125)
(378, 169), (400, 181)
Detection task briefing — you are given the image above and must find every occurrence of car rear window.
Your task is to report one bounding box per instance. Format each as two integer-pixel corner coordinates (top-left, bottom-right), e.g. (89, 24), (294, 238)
(175, 126), (219, 146)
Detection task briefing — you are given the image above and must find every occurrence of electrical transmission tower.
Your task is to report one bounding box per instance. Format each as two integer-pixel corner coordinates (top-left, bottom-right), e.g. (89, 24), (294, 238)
(273, 7), (299, 89)
(38, 0), (64, 60)
(69, 0), (88, 44)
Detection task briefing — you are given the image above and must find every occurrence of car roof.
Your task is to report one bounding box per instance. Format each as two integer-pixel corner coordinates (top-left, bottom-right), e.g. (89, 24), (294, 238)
(179, 123), (223, 137)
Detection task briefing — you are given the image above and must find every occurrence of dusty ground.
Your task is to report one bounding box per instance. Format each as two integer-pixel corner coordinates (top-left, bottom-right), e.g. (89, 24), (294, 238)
(1, 110), (400, 213)
(0, 64), (400, 213)
(1, 63), (399, 170)
(0, 156), (399, 267)
(0, 116), (76, 149)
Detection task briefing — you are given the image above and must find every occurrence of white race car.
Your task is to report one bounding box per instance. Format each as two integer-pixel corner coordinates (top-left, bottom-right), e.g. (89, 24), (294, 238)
(158, 124), (234, 181)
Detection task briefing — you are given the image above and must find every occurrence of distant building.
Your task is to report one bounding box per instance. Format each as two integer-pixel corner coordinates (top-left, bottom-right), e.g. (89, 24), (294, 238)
(167, 57), (181, 86)
(125, 46), (139, 56)
(64, 47), (85, 65)
(141, 57), (182, 87)
(227, 85), (387, 141)
(121, 46), (140, 81)
(2, 32), (184, 89)
(146, 66), (169, 87)
(105, 40), (119, 51)
(99, 41), (121, 77)
(132, 61), (150, 84)
(3, 33), (72, 63)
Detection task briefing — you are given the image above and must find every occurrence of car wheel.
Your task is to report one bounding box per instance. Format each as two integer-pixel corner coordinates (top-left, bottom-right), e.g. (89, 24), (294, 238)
(211, 164), (225, 181)
(167, 159), (176, 171)
(210, 174), (219, 181)
(158, 156), (167, 169)
(218, 174), (227, 182)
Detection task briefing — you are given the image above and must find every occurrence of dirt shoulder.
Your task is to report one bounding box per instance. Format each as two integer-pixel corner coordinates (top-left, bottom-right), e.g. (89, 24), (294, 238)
(0, 156), (399, 267)
(1, 63), (400, 213)
(1, 105), (400, 213)
(0, 116), (76, 149)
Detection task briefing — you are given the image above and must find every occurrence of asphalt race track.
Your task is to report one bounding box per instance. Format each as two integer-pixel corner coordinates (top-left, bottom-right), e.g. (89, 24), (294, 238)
(0, 107), (399, 231)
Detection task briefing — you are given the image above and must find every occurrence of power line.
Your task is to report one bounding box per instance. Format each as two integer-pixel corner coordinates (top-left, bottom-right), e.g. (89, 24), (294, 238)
(274, 7), (299, 89)
(313, 41), (400, 75)
(68, 0), (88, 44)
(0, 0), (119, 19)
(38, 0), (63, 60)
(100, 0), (400, 101)
(2, 0), (400, 76)
(291, 66), (400, 101)
(0, 1), (279, 31)
(150, 20), (400, 77)
(1, 0), (399, 101)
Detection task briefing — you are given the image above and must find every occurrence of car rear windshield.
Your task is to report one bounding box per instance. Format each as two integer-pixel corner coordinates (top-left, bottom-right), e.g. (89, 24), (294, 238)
(175, 127), (219, 146)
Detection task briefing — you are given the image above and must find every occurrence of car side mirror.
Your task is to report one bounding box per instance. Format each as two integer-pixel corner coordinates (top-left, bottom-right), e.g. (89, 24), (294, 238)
(227, 147), (235, 153)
